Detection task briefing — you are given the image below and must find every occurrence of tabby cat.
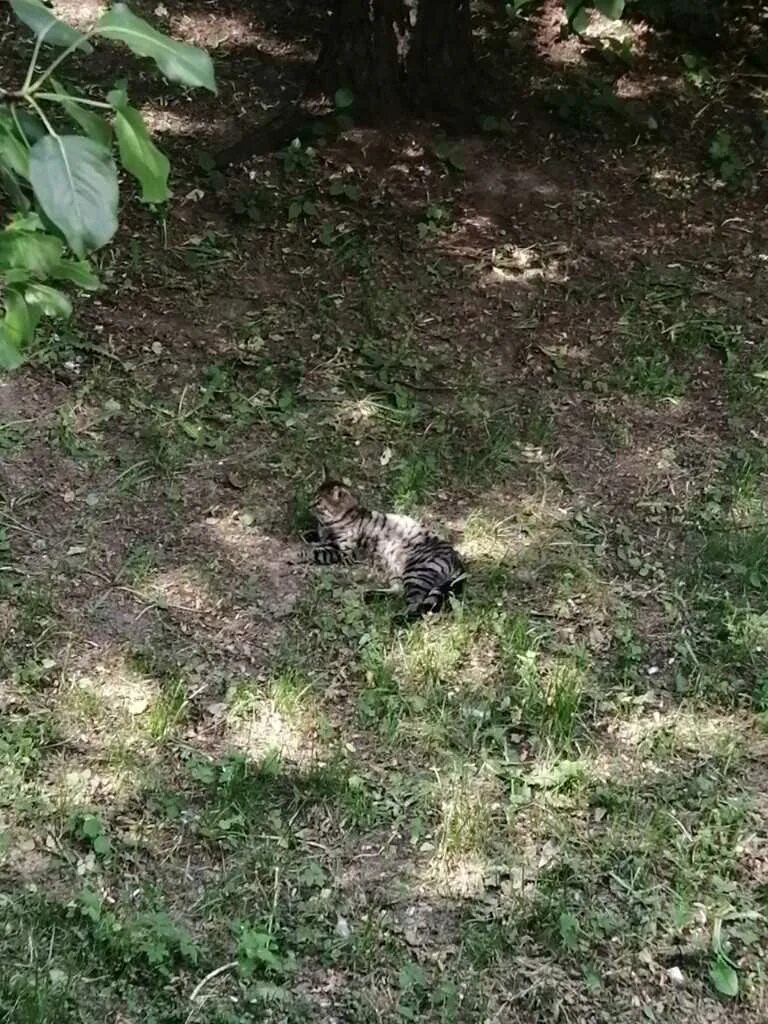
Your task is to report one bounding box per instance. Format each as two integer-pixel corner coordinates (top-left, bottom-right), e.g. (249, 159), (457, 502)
(305, 473), (465, 619)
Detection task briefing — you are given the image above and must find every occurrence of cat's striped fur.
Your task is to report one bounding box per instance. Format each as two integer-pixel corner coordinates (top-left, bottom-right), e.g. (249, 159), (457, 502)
(308, 477), (465, 619)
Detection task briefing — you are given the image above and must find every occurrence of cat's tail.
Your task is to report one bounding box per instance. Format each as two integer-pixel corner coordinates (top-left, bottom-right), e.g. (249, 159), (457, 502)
(416, 571), (466, 617)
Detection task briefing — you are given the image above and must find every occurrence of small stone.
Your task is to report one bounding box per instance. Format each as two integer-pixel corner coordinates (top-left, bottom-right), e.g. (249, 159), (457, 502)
(667, 966), (685, 987)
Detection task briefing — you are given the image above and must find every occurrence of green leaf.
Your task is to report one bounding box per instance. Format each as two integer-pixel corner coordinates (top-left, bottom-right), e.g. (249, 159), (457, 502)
(595, 0), (625, 17)
(25, 283), (72, 318)
(92, 834), (111, 856)
(572, 7), (590, 32)
(0, 126), (30, 179)
(10, 0), (93, 51)
(558, 911), (579, 950)
(398, 962), (426, 991)
(50, 258), (101, 291)
(50, 79), (113, 149)
(79, 888), (102, 922)
(96, 4), (217, 93)
(81, 815), (102, 839)
(0, 288), (39, 364)
(106, 84), (129, 110)
(0, 326), (24, 370)
(709, 959), (738, 998)
(0, 227), (62, 276)
(112, 103), (170, 204)
(0, 160), (30, 210)
(334, 87), (354, 110)
(1, 109), (47, 146)
(29, 135), (118, 256)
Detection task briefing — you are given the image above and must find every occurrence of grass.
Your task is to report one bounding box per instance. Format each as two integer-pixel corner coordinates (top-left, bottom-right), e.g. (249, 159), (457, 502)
(4, 15), (768, 1024)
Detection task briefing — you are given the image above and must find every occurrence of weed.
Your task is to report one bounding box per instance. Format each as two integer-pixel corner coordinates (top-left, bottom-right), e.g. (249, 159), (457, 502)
(146, 679), (188, 741)
(709, 129), (746, 185)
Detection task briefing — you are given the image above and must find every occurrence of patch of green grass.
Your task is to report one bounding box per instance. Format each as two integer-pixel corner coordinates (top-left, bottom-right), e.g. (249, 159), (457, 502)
(0, 715), (59, 815)
(601, 275), (744, 397)
(146, 678), (188, 741)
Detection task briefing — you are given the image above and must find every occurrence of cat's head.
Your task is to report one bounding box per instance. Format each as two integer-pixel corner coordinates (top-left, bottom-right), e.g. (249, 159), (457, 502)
(312, 467), (359, 522)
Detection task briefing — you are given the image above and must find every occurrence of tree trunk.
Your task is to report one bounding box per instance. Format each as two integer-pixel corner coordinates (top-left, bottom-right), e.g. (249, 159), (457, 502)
(312, 0), (475, 122)
(215, 0), (475, 166)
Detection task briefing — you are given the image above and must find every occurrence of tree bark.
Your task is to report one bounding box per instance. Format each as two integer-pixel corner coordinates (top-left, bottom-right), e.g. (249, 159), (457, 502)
(313, 0), (475, 121)
(215, 0), (475, 167)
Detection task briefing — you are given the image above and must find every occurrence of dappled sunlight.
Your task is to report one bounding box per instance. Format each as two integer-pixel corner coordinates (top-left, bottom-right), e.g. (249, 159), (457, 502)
(534, 4), (645, 67)
(62, 657), (160, 730)
(6, 0), (768, 1016)
(420, 767), (503, 898)
(484, 243), (570, 288)
(460, 508), (558, 563)
(221, 673), (326, 766)
(141, 563), (224, 616)
(52, 0), (103, 30)
(171, 11), (314, 60)
(142, 107), (226, 140)
(615, 705), (757, 759)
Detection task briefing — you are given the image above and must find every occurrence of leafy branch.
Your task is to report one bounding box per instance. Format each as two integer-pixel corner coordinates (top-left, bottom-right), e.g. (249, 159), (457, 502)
(0, 0), (216, 370)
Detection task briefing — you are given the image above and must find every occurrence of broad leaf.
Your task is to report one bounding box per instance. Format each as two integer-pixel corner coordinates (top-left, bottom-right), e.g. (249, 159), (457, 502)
(0, 327), (24, 370)
(51, 79), (113, 149)
(96, 4), (217, 93)
(2, 269), (33, 285)
(29, 135), (118, 255)
(595, 0), (625, 17)
(0, 160), (30, 211)
(25, 283), (73, 318)
(15, 110), (46, 145)
(0, 227), (63, 276)
(10, 0), (93, 51)
(50, 258), (101, 291)
(709, 960), (738, 998)
(0, 126), (30, 179)
(111, 103), (170, 203)
(572, 7), (590, 32)
(0, 287), (40, 368)
(81, 815), (102, 839)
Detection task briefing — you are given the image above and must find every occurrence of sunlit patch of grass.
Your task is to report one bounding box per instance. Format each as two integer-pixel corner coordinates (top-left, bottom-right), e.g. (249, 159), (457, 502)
(224, 668), (330, 764)
(58, 661), (160, 747)
(146, 679), (188, 742)
(398, 616), (477, 692)
(519, 655), (588, 753)
(422, 766), (503, 896)
(615, 706), (747, 763)
(461, 511), (528, 562)
(434, 768), (498, 862)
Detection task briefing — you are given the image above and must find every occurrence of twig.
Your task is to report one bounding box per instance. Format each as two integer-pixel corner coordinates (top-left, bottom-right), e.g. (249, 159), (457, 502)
(22, 22), (54, 94)
(36, 91), (111, 110)
(188, 960), (238, 1004)
(30, 28), (99, 94)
